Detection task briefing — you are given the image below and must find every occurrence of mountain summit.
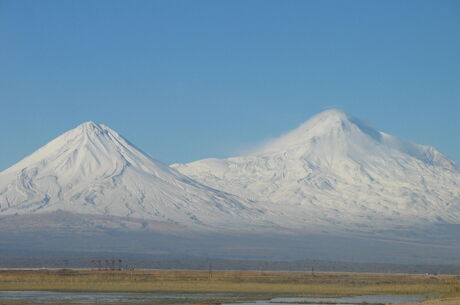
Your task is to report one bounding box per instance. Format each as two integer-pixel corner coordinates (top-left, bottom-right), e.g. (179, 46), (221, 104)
(256, 109), (371, 153)
(0, 122), (261, 228)
(1, 113), (459, 263)
(173, 109), (460, 229)
(1, 112), (459, 233)
(256, 109), (455, 170)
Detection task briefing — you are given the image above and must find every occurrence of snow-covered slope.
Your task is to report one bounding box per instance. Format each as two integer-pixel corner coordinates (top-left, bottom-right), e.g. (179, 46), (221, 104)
(0, 122), (264, 229)
(172, 109), (460, 230)
(2, 111), (459, 234)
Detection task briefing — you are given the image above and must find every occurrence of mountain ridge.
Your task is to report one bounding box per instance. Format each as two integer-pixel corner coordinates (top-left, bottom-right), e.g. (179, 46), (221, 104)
(251, 109), (456, 170)
(1, 110), (459, 234)
(172, 109), (460, 229)
(0, 121), (265, 230)
(1, 110), (459, 264)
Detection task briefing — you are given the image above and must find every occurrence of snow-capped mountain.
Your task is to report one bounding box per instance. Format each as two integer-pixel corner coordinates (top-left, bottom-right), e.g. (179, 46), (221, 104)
(1, 112), (459, 263)
(0, 122), (264, 229)
(172, 109), (460, 230)
(1, 111), (459, 234)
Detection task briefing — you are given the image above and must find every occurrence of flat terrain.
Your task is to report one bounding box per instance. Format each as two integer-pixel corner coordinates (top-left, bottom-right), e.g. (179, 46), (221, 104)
(0, 269), (459, 305)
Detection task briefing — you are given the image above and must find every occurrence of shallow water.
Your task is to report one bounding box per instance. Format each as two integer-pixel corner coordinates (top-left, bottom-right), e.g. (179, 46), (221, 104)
(228, 295), (424, 305)
(0, 291), (424, 304)
(0, 291), (226, 303)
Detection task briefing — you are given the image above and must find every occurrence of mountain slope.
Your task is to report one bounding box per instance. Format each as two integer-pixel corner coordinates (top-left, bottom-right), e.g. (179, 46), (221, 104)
(172, 109), (460, 230)
(0, 122), (264, 229)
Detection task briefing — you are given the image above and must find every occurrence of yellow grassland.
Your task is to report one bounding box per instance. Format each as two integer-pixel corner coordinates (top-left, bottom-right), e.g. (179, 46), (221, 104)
(0, 269), (459, 304)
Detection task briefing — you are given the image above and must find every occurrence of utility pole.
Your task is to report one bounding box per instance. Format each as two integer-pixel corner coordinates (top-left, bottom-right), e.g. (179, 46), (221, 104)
(208, 263), (213, 280)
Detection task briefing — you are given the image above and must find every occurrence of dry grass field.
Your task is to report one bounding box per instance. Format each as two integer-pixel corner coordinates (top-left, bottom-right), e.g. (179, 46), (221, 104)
(0, 269), (459, 305)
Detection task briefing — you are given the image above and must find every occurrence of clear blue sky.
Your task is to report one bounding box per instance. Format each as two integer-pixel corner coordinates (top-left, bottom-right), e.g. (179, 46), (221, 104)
(1, 0), (459, 170)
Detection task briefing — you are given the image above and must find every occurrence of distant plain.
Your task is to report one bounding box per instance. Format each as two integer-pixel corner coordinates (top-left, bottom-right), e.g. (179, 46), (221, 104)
(0, 269), (460, 305)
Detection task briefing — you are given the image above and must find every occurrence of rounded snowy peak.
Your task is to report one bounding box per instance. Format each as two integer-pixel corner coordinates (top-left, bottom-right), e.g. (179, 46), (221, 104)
(256, 109), (379, 154)
(250, 109), (456, 170)
(301, 109), (367, 130)
(311, 108), (350, 120)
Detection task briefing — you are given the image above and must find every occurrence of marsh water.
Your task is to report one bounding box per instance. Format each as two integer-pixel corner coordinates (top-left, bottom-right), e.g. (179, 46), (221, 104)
(230, 295), (424, 305)
(0, 291), (424, 304)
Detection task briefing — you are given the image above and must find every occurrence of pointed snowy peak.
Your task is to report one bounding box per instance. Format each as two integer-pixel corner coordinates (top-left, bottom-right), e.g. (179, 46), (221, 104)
(74, 121), (124, 139)
(0, 122), (261, 228)
(79, 120), (100, 129)
(71, 120), (125, 142)
(0, 120), (204, 201)
(76, 121), (107, 134)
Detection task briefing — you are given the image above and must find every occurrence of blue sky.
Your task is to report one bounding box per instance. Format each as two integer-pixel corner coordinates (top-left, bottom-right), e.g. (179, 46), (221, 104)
(0, 0), (459, 169)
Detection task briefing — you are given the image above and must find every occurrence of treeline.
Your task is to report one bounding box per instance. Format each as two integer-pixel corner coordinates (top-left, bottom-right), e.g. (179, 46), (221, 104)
(0, 251), (459, 274)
